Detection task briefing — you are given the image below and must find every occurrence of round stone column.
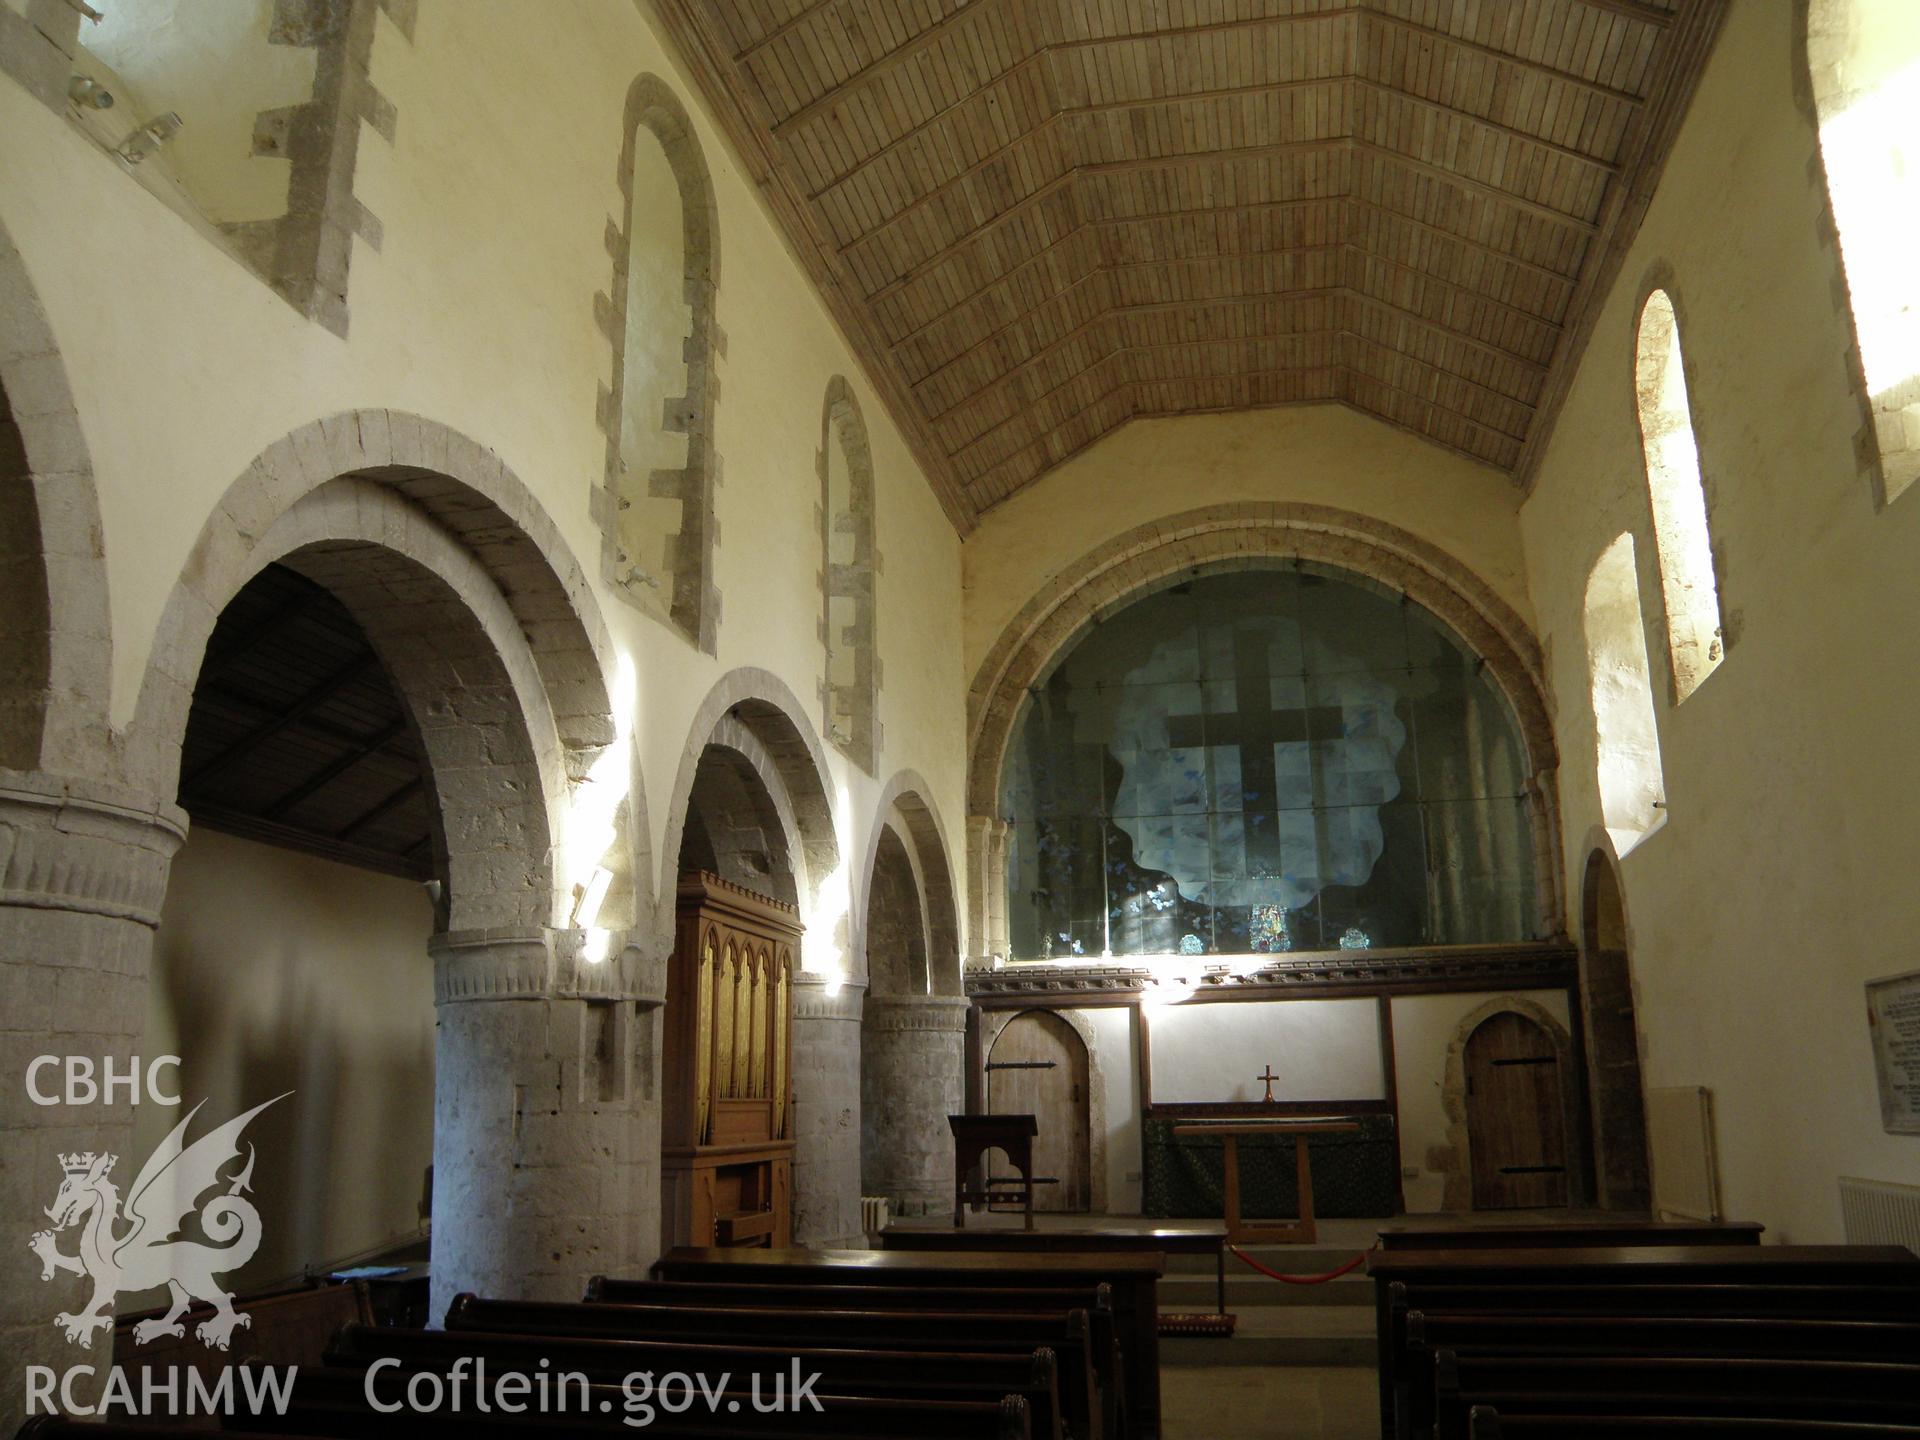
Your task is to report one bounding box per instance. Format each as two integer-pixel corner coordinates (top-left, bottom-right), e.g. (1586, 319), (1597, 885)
(860, 994), (968, 1218)
(0, 771), (185, 1434)
(431, 930), (663, 1324)
(789, 975), (866, 1246)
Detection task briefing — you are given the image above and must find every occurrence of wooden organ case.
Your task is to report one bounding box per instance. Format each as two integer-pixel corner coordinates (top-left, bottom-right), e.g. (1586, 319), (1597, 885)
(661, 872), (798, 1248)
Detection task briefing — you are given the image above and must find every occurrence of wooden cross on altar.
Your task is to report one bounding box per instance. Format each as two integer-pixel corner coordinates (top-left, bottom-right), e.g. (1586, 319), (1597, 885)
(1257, 1065), (1279, 1103)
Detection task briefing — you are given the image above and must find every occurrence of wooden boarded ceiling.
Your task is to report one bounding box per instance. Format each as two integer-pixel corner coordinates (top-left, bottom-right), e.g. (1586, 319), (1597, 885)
(651, 0), (1727, 527)
(180, 564), (436, 881)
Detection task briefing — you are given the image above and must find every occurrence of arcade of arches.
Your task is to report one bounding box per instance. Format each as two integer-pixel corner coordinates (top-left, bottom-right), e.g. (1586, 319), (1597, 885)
(4, 1), (1920, 1432)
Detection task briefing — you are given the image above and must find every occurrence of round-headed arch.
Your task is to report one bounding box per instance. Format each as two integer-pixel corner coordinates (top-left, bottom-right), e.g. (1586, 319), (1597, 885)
(660, 667), (845, 963)
(0, 216), (113, 775)
(967, 502), (1564, 932)
(126, 411), (645, 938)
(598, 73), (722, 651)
(856, 770), (963, 997)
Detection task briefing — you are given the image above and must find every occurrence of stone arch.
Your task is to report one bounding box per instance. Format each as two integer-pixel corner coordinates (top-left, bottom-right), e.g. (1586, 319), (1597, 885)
(0, 217), (113, 776)
(818, 376), (880, 772)
(677, 716), (808, 911)
(122, 412), (656, 1329)
(966, 503), (1564, 955)
(979, 1005), (1109, 1214)
(863, 823), (928, 996)
(857, 770), (964, 996)
(594, 72), (722, 652)
(1580, 845), (1653, 1211)
(1438, 994), (1586, 1212)
(660, 667), (843, 962)
(124, 410), (647, 942)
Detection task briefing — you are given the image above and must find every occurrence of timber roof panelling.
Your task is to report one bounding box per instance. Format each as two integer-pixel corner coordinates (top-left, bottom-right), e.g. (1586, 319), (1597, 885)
(652, 0), (1726, 528)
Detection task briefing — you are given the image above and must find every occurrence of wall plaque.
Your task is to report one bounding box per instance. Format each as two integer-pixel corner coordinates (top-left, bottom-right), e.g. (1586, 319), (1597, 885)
(1866, 969), (1920, 1136)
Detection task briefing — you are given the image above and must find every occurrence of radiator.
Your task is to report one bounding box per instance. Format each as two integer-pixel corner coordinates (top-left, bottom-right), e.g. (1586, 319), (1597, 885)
(1840, 1176), (1920, 1252)
(1646, 1085), (1720, 1221)
(859, 1195), (889, 1235)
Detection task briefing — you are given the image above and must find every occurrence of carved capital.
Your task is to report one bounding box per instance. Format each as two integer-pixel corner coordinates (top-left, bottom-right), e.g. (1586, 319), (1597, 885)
(0, 770), (187, 928)
(431, 928), (554, 1004)
(861, 994), (971, 1034)
(791, 973), (866, 1023)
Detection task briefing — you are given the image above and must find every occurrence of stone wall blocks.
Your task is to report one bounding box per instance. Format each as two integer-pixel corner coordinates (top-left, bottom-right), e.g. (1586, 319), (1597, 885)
(11, 409), (87, 475)
(0, 960), (57, 1031)
(1, 349), (74, 421)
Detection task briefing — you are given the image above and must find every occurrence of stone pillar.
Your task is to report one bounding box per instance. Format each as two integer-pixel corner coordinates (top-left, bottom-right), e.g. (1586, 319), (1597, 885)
(431, 930), (662, 1324)
(789, 974), (865, 1246)
(965, 815), (1012, 965)
(986, 819), (1010, 961)
(965, 815), (993, 964)
(859, 994), (968, 1218)
(0, 771), (185, 1433)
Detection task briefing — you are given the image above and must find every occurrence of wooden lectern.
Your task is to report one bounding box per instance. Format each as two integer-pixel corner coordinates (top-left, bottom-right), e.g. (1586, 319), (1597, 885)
(948, 1113), (1043, 1228)
(662, 872), (797, 1248)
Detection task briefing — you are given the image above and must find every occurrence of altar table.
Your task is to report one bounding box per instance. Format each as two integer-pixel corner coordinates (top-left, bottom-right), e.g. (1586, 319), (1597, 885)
(1171, 1118), (1362, 1244)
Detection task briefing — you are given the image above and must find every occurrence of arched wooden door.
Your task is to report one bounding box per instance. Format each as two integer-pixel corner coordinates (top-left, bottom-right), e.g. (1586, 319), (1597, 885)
(987, 1011), (1091, 1212)
(1465, 1011), (1570, 1210)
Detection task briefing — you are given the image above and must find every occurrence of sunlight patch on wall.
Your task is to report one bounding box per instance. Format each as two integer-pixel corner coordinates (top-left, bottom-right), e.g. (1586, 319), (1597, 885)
(1584, 533), (1667, 856)
(1634, 291), (1723, 702)
(1809, 1), (1920, 502)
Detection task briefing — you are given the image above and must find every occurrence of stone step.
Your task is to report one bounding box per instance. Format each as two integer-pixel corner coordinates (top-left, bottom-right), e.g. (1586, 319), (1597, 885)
(1159, 1305), (1378, 1367)
(1159, 1271), (1373, 1309)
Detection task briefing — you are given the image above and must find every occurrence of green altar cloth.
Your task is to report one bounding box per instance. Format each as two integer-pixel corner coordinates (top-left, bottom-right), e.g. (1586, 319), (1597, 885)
(1142, 1113), (1399, 1219)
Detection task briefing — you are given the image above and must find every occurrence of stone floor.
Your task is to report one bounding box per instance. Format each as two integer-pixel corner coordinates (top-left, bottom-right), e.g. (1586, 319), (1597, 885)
(1162, 1365), (1378, 1440)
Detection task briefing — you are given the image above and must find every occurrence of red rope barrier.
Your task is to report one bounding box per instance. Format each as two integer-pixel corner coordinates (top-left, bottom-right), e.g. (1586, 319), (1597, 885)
(1227, 1242), (1369, 1285)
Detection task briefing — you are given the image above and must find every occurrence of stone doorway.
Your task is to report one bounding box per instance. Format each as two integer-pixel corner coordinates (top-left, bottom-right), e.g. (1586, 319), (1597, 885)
(1582, 849), (1653, 1211)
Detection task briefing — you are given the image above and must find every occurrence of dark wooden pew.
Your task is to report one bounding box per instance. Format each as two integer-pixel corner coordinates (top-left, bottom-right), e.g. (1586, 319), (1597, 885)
(1438, 1352), (1920, 1436)
(1468, 1408), (1920, 1440)
(585, 1278), (1126, 1439)
(880, 1225), (1227, 1315)
(1412, 1309), (1920, 1358)
(262, 1363), (1032, 1439)
(324, 1323), (1067, 1440)
(1367, 1245), (1920, 1440)
(18, 1383), (1033, 1440)
(1389, 1280), (1920, 1319)
(1404, 1312), (1920, 1438)
(446, 1294), (1107, 1440)
(646, 1246), (1165, 1438)
(1376, 1221), (1764, 1251)
(588, 1277), (1115, 1314)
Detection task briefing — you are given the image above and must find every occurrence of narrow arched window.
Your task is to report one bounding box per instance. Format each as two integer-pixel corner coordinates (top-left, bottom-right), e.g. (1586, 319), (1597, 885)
(595, 76), (720, 652)
(1634, 291), (1723, 702)
(1807, 0), (1920, 503)
(1584, 534), (1666, 855)
(819, 377), (880, 773)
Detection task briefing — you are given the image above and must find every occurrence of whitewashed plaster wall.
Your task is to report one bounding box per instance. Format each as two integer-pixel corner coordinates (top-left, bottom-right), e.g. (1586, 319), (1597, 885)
(961, 405), (1535, 681)
(0, 0), (968, 934)
(138, 828), (436, 1285)
(1149, 998), (1387, 1104)
(1518, 1), (1920, 1241)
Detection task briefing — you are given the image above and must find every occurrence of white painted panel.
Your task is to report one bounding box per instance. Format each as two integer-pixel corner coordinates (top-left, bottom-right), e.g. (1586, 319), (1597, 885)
(1148, 998), (1385, 1104)
(1074, 1006), (1142, 1213)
